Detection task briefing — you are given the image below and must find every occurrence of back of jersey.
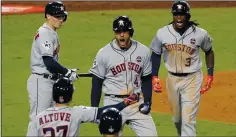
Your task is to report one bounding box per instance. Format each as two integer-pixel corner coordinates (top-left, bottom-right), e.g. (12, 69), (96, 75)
(36, 107), (73, 137)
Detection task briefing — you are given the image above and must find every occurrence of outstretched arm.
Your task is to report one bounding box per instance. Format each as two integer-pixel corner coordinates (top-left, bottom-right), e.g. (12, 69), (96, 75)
(96, 93), (139, 119)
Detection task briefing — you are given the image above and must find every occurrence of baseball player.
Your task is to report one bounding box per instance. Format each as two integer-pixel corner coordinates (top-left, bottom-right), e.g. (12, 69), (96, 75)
(99, 108), (122, 137)
(89, 16), (158, 136)
(27, 1), (78, 134)
(26, 77), (139, 136)
(150, 1), (215, 136)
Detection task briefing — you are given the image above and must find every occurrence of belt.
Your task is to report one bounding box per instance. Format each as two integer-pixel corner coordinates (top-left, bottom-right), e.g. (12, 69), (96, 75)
(33, 73), (59, 80)
(169, 72), (191, 77)
(105, 94), (129, 98)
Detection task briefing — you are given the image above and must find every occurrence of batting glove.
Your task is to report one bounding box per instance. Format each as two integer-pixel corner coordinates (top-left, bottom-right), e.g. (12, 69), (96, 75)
(139, 102), (151, 115)
(152, 76), (162, 93)
(201, 75), (213, 94)
(124, 93), (140, 106)
(65, 68), (78, 82)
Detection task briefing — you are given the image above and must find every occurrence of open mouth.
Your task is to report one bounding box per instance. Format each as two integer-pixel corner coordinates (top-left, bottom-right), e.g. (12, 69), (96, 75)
(176, 21), (184, 27)
(119, 39), (125, 42)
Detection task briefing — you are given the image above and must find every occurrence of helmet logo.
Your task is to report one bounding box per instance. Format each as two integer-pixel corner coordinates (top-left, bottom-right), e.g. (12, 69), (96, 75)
(118, 20), (124, 26)
(60, 6), (64, 11)
(177, 4), (183, 10)
(59, 96), (64, 103)
(108, 126), (114, 133)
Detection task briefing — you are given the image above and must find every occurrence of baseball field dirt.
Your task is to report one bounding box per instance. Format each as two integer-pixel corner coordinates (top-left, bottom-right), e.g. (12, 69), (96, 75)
(3, 1), (236, 124)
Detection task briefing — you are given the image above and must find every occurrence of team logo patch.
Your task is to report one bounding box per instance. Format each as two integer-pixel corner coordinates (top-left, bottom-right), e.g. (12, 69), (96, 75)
(136, 56), (142, 63)
(43, 40), (51, 50)
(118, 20), (124, 26)
(190, 38), (196, 45)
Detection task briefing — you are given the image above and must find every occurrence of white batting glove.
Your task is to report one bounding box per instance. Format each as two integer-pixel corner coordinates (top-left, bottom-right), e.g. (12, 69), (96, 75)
(65, 68), (78, 82)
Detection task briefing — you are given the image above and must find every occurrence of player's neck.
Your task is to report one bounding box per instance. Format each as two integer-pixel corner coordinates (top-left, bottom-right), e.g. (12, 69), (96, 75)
(117, 40), (131, 51)
(46, 21), (57, 31)
(173, 23), (190, 36)
(56, 103), (69, 107)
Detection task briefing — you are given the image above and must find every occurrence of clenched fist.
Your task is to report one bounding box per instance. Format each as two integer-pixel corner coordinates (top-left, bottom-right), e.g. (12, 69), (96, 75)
(124, 93), (140, 106)
(152, 76), (162, 93)
(201, 75), (213, 94)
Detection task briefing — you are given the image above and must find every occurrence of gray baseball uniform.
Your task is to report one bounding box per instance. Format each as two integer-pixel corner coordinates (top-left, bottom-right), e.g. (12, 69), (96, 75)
(150, 24), (212, 136)
(26, 106), (98, 136)
(27, 23), (60, 132)
(89, 39), (158, 136)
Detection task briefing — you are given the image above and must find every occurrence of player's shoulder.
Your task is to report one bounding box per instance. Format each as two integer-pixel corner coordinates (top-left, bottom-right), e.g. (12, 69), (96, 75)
(37, 23), (54, 35)
(95, 42), (113, 55)
(133, 40), (150, 53)
(153, 24), (170, 36)
(194, 26), (209, 35)
(71, 105), (94, 113)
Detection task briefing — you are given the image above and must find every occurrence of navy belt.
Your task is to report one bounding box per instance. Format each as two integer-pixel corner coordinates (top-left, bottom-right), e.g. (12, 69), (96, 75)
(33, 73), (59, 80)
(169, 72), (191, 77)
(105, 94), (129, 98)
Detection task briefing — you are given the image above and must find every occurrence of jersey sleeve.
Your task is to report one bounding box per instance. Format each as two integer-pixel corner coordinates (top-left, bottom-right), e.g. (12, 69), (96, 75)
(75, 106), (98, 123)
(201, 32), (213, 52)
(38, 30), (55, 57)
(150, 30), (163, 55)
(89, 49), (106, 79)
(26, 120), (38, 136)
(142, 49), (152, 76)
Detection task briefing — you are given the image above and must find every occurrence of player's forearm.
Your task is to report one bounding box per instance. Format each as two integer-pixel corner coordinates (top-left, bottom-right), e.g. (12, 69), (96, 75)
(205, 48), (215, 76)
(141, 74), (152, 104)
(96, 102), (126, 119)
(43, 56), (68, 75)
(151, 52), (161, 76)
(91, 75), (103, 107)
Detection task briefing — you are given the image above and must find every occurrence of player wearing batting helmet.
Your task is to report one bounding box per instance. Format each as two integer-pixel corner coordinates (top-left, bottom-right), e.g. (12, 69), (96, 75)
(89, 15), (158, 136)
(26, 77), (140, 136)
(150, 1), (214, 136)
(26, 1), (80, 135)
(99, 108), (122, 137)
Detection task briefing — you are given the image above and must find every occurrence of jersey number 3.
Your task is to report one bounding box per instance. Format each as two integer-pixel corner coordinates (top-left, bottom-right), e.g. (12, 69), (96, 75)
(43, 125), (68, 137)
(185, 57), (191, 67)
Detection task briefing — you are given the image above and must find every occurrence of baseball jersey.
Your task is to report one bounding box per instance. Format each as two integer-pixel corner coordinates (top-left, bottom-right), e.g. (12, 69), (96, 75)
(89, 39), (152, 95)
(150, 24), (213, 73)
(27, 106), (98, 136)
(30, 23), (60, 74)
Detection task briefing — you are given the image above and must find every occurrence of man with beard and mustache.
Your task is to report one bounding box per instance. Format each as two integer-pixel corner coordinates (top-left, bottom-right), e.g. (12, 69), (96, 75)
(89, 16), (158, 136)
(150, 1), (215, 136)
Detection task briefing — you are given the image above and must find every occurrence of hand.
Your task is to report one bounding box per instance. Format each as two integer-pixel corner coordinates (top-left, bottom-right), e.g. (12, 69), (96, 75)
(201, 75), (213, 94)
(65, 68), (79, 82)
(139, 102), (151, 115)
(124, 93), (140, 106)
(152, 76), (162, 93)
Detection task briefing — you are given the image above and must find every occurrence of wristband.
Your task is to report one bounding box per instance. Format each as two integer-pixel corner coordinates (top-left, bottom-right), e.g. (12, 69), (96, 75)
(207, 67), (214, 76)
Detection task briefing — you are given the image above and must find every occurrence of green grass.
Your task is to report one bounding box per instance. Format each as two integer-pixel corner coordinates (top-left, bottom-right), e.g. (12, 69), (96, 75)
(2, 8), (236, 136)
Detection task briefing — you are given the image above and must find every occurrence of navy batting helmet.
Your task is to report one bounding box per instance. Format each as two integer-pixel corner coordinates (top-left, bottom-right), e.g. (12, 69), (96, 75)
(53, 77), (74, 104)
(113, 16), (134, 37)
(171, 1), (191, 20)
(99, 108), (122, 135)
(45, 1), (68, 22)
